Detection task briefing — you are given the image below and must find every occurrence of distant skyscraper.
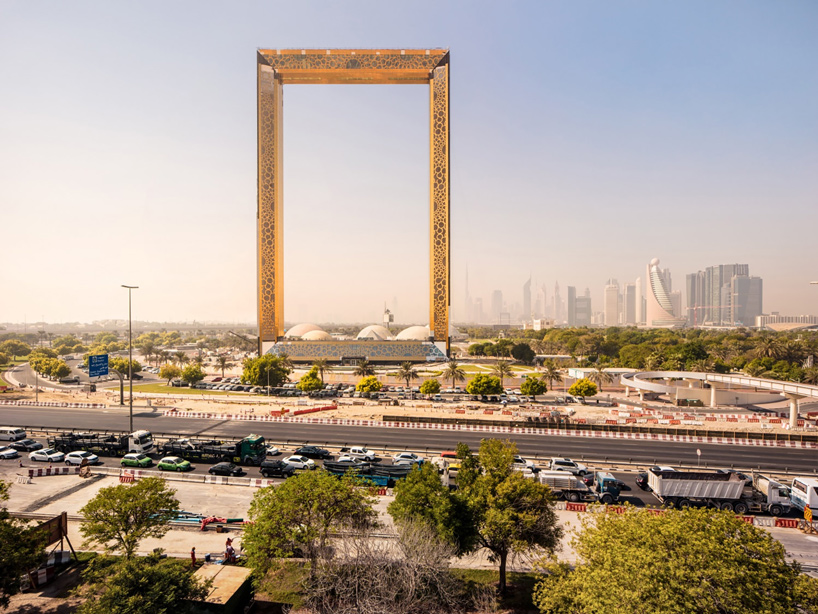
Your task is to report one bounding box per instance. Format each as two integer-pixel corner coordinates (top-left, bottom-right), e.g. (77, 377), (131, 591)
(491, 290), (503, 324)
(575, 291), (592, 327)
(522, 276), (531, 321)
(686, 264), (756, 326)
(634, 277), (644, 325)
(536, 284), (547, 319)
(645, 258), (685, 328)
(623, 283), (636, 325)
(604, 279), (620, 326)
(553, 282), (562, 323)
(567, 286), (577, 327)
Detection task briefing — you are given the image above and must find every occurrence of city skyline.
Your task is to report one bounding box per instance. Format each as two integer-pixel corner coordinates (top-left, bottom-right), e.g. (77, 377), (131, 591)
(1, 2), (817, 325)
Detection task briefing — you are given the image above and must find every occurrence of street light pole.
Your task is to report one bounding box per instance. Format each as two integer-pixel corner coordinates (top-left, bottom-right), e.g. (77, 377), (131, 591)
(122, 285), (138, 433)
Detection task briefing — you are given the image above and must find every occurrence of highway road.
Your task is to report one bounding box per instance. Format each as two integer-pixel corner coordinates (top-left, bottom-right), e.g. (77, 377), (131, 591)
(1, 404), (816, 472)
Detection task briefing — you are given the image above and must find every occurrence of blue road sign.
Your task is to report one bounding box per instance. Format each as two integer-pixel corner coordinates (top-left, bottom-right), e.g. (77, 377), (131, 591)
(89, 354), (109, 378)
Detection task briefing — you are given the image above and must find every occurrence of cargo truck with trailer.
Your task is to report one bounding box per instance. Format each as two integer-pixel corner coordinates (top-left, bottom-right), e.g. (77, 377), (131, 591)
(48, 430), (154, 457)
(160, 434), (266, 466)
(647, 469), (791, 515)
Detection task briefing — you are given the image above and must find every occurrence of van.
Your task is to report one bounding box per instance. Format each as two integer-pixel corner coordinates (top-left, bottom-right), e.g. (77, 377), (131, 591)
(0, 427), (26, 441)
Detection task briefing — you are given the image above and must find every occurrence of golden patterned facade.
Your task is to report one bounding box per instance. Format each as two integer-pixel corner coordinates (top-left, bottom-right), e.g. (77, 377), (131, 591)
(257, 49), (450, 354)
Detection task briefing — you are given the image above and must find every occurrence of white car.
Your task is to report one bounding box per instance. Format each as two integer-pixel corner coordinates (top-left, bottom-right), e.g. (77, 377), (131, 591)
(284, 455), (315, 470)
(512, 455), (536, 470)
(29, 448), (65, 463)
(550, 458), (588, 476)
(65, 450), (99, 466)
(393, 452), (424, 466)
(266, 445), (280, 456)
(0, 446), (19, 460)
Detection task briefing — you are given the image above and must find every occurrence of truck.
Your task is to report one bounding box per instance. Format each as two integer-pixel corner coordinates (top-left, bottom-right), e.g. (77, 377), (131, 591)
(322, 460), (411, 487)
(790, 477), (818, 512)
(160, 434), (266, 466)
(647, 469), (791, 515)
(339, 446), (376, 461)
(48, 430), (154, 457)
(536, 470), (622, 504)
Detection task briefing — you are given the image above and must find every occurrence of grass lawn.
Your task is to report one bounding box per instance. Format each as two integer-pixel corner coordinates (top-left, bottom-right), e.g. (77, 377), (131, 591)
(0, 374), (10, 387)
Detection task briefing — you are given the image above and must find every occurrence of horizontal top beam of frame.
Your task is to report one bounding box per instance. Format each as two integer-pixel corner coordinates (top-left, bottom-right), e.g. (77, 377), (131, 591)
(257, 48), (449, 85)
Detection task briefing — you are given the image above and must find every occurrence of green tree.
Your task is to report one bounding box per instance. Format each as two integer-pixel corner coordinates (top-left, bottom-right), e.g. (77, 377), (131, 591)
(49, 360), (71, 380)
(353, 359), (375, 377)
(465, 373), (503, 396)
(442, 360), (466, 390)
(533, 507), (818, 614)
(109, 356), (142, 406)
(244, 471), (377, 579)
(312, 358), (333, 384)
(455, 439), (562, 593)
(540, 360), (563, 389)
(511, 342), (536, 364)
(568, 378), (597, 398)
(76, 552), (208, 614)
(586, 367), (613, 391)
(0, 339), (30, 360)
(297, 367), (324, 392)
(215, 354), (235, 378)
(356, 376), (382, 393)
(0, 352), (8, 367)
(78, 477), (180, 559)
(159, 364), (181, 385)
(520, 376), (547, 396)
(491, 360), (514, 388)
(241, 354), (291, 387)
(394, 361), (418, 390)
(0, 480), (46, 608)
(419, 379), (441, 395)
(173, 351), (189, 369)
(388, 463), (476, 556)
(181, 364), (206, 386)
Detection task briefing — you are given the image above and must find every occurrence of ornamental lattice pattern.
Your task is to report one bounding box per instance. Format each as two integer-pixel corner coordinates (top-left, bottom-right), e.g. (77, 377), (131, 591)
(257, 49), (450, 352)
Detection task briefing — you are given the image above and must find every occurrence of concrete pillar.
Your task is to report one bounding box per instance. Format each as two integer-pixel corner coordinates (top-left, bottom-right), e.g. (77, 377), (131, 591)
(790, 397), (799, 430)
(710, 385), (717, 408)
(639, 390), (644, 402)
(624, 386), (630, 397)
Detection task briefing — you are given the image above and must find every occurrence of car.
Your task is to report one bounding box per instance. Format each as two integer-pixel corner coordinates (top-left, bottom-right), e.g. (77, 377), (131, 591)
(260, 460), (295, 478)
(0, 446), (19, 460)
(283, 455), (316, 470)
(157, 456), (192, 472)
(512, 455), (536, 471)
(65, 450), (99, 465)
(29, 448), (65, 463)
(209, 462), (243, 476)
(333, 456), (367, 467)
(266, 445), (281, 456)
(129, 373), (143, 380)
(9, 439), (43, 452)
(121, 453), (152, 468)
(295, 445), (331, 459)
(393, 452), (424, 466)
(550, 458), (588, 476)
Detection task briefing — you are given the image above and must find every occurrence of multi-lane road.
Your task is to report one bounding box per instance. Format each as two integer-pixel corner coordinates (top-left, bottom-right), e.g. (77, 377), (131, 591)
(1, 404), (816, 473)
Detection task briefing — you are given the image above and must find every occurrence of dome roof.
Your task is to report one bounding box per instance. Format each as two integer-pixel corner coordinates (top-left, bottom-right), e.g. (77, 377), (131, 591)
(395, 325), (431, 341)
(301, 330), (333, 341)
(284, 323), (324, 339)
(356, 325), (392, 341)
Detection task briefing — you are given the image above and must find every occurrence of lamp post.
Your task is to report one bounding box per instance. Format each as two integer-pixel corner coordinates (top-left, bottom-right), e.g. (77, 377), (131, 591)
(122, 285), (138, 433)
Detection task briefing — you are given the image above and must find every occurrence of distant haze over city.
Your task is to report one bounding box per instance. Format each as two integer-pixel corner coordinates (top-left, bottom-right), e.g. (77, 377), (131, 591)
(1, 2), (816, 326)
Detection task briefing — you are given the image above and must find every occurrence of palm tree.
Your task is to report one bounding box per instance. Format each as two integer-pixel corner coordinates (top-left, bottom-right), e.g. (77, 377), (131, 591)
(157, 350), (170, 364)
(754, 336), (783, 360)
(312, 359), (333, 384)
(353, 359), (375, 378)
(491, 361), (514, 389)
(174, 351), (189, 368)
(442, 360), (466, 390)
(690, 358), (712, 373)
(140, 340), (156, 366)
(216, 355), (235, 378)
(395, 362), (418, 390)
(277, 352), (294, 370)
(643, 353), (662, 371)
(802, 368), (818, 386)
(587, 366), (614, 392)
(540, 360), (563, 390)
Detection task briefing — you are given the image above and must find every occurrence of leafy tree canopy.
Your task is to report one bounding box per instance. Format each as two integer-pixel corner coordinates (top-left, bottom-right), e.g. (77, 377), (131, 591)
(0, 480), (46, 608)
(533, 507), (818, 614)
(568, 378), (598, 397)
(465, 373), (503, 396)
(181, 364), (206, 385)
(78, 476), (181, 558)
(356, 376), (382, 393)
(419, 379), (441, 394)
(241, 354), (291, 387)
(0, 339), (30, 359)
(511, 342), (536, 364)
(521, 376), (547, 396)
(297, 367), (324, 392)
(159, 364), (181, 384)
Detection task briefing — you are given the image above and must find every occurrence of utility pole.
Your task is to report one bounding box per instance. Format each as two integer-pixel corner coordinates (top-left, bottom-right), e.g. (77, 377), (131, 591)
(122, 285), (138, 433)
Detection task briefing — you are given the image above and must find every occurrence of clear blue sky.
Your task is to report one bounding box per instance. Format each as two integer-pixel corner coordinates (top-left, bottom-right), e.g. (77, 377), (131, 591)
(1, 1), (816, 325)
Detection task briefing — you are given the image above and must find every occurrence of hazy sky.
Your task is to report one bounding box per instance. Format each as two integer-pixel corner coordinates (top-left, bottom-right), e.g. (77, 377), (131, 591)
(1, 1), (816, 326)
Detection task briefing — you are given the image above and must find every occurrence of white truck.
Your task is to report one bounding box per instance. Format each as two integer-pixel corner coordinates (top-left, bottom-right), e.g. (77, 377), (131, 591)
(340, 446), (376, 461)
(546, 457), (588, 476)
(647, 469), (791, 515)
(790, 477), (818, 512)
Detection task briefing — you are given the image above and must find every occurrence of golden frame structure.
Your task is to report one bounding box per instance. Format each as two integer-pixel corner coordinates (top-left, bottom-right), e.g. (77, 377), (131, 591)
(257, 48), (450, 354)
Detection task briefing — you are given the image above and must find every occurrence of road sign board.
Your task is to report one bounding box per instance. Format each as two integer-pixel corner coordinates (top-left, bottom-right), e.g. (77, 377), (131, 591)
(805, 505), (813, 523)
(88, 354), (109, 378)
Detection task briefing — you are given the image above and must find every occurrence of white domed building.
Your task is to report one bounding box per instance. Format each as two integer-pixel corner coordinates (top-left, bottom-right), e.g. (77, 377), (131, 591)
(301, 329), (333, 341)
(356, 325), (392, 341)
(395, 325), (431, 341)
(284, 323), (324, 339)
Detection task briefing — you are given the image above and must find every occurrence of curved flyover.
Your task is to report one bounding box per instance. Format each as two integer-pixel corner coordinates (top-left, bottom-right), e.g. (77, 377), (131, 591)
(620, 371), (818, 428)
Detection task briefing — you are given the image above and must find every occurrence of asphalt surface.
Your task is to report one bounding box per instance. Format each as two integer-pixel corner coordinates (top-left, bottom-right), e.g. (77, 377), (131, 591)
(1, 404), (817, 473)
